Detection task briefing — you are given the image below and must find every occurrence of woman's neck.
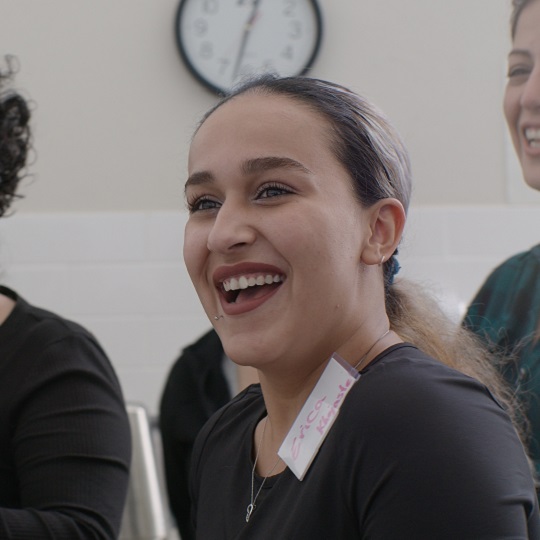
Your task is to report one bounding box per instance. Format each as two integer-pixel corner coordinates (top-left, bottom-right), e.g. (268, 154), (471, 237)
(255, 356), (331, 462)
(254, 323), (402, 464)
(0, 292), (15, 326)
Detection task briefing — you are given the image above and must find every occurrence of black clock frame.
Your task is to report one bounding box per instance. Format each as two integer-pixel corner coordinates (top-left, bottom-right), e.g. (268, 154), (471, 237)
(174, 0), (324, 96)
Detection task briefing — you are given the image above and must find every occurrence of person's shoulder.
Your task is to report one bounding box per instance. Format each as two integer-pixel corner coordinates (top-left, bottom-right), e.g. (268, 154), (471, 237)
(3, 289), (113, 374)
(4, 289), (99, 346)
(182, 328), (223, 359)
(168, 329), (223, 376)
(205, 383), (262, 428)
(349, 344), (499, 424)
(191, 384), (262, 469)
(195, 384), (262, 442)
(338, 345), (518, 476)
(481, 244), (540, 284)
(464, 244), (540, 326)
(360, 342), (464, 380)
(160, 329), (228, 414)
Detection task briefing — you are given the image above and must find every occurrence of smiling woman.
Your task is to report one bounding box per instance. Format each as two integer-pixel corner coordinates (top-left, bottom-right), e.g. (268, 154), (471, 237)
(183, 75), (539, 539)
(463, 0), (540, 486)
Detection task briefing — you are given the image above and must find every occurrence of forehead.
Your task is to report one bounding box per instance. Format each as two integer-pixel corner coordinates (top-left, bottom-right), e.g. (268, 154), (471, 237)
(514, 0), (540, 43)
(189, 92), (336, 171)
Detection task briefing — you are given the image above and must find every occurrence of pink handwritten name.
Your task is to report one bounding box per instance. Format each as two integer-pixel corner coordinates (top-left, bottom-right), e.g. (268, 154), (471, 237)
(291, 396), (326, 460)
(290, 375), (354, 461)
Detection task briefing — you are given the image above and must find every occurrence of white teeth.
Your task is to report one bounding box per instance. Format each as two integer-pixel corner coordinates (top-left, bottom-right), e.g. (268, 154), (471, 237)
(224, 277), (238, 292)
(222, 274), (283, 292)
(525, 128), (540, 142)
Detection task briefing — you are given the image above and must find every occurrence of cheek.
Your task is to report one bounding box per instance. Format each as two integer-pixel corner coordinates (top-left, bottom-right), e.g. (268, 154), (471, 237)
(286, 212), (361, 273)
(503, 87), (523, 156)
(503, 86), (519, 130)
(183, 223), (207, 281)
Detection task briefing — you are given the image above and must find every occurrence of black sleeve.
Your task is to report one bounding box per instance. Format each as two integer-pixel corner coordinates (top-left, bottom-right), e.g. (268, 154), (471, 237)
(159, 353), (201, 540)
(351, 364), (539, 539)
(0, 335), (132, 540)
(159, 331), (230, 540)
(160, 431), (195, 540)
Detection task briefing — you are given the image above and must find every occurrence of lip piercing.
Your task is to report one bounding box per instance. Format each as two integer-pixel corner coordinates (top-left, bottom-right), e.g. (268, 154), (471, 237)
(214, 315), (223, 320)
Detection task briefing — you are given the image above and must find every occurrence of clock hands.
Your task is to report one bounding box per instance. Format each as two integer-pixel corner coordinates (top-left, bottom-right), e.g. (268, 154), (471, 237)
(232, 0), (262, 82)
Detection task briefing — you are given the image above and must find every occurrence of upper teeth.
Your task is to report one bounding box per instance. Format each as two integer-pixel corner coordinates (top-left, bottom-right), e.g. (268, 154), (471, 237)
(223, 274), (283, 292)
(525, 128), (540, 142)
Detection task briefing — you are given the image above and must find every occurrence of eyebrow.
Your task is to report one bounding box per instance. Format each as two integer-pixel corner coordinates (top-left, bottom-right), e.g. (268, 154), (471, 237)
(508, 48), (532, 59)
(241, 156), (311, 176)
(185, 156), (311, 192)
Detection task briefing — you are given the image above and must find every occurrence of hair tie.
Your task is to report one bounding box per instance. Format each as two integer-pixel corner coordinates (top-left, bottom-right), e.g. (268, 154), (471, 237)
(385, 254), (401, 285)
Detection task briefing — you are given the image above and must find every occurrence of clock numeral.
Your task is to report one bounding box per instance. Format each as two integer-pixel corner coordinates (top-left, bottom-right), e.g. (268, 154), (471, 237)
(203, 0), (219, 14)
(283, 0), (297, 17)
(193, 18), (208, 37)
(199, 41), (214, 59)
(288, 20), (302, 39)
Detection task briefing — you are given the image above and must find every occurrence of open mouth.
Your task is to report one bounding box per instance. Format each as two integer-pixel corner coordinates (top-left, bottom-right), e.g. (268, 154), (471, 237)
(220, 273), (284, 304)
(525, 127), (540, 149)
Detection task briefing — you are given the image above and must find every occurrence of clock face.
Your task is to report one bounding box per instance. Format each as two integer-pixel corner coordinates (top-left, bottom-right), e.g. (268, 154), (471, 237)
(175, 0), (323, 95)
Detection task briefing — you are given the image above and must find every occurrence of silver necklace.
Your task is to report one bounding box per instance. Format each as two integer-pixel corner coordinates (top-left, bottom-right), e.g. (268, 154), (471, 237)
(246, 416), (282, 523)
(354, 329), (390, 371)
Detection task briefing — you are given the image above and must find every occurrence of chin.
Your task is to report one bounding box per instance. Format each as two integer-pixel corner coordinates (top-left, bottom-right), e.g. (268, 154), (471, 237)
(222, 337), (277, 369)
(522, 171), (540, 192)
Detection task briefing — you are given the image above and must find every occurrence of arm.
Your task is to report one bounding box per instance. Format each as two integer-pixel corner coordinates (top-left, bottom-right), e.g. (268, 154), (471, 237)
(0, 335), (131, 539)
(160, 430), (195, 540)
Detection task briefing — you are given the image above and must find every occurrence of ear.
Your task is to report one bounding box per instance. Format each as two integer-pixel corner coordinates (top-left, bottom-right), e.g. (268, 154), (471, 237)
(360, 198), (406, 265)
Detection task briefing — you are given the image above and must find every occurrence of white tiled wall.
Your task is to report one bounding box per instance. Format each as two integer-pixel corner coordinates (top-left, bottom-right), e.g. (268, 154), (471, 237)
(1, 206), (539, 414)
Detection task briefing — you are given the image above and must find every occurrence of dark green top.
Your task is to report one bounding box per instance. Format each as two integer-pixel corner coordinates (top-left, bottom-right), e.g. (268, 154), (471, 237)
(464, 244), (540, 478)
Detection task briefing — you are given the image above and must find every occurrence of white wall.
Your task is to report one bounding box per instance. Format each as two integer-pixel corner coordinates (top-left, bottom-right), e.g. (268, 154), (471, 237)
(2, 205), (540, 415)
(1, 1), (539, 414)
(0, 0), (519, 211)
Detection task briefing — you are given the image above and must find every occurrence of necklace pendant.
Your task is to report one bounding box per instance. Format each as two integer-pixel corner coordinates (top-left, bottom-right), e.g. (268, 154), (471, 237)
(246, 503), (255, 522)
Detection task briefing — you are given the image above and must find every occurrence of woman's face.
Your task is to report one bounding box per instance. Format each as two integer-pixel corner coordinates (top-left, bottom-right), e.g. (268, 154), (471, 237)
(183, 93), (379, 371)
(504, 0), (540, 190)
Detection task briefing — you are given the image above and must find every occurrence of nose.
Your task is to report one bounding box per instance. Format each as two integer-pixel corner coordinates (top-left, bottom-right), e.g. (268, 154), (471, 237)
(521, 66), (540, 111)
(206, 199), (257, 253)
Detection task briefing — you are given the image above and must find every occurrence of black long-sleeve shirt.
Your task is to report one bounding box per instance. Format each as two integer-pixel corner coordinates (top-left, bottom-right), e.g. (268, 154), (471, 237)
(0, 286), (131, 539)
(191, 344), (540, 539)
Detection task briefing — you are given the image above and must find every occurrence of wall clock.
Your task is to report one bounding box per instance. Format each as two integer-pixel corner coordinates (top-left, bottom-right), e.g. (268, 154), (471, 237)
(175, 0), (323, 95)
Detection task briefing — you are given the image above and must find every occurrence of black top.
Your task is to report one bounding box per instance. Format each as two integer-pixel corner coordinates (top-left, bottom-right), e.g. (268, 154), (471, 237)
(191, 344), (540, 539)
(0, 286), (131, 539)
(159, 329), (230, 540)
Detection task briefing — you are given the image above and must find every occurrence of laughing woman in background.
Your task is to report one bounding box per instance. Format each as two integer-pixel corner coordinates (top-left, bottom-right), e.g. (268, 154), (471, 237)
(464, 0), (540, 487)
(0, 60), (131, 539)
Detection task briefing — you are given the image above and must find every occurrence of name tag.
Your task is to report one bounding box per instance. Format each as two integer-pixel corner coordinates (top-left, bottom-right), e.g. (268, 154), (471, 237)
(278, 353), (360, 481)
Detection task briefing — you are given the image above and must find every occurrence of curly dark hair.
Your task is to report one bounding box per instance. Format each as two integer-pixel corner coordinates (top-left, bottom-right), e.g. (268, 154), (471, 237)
(0, 60), (31, 217)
